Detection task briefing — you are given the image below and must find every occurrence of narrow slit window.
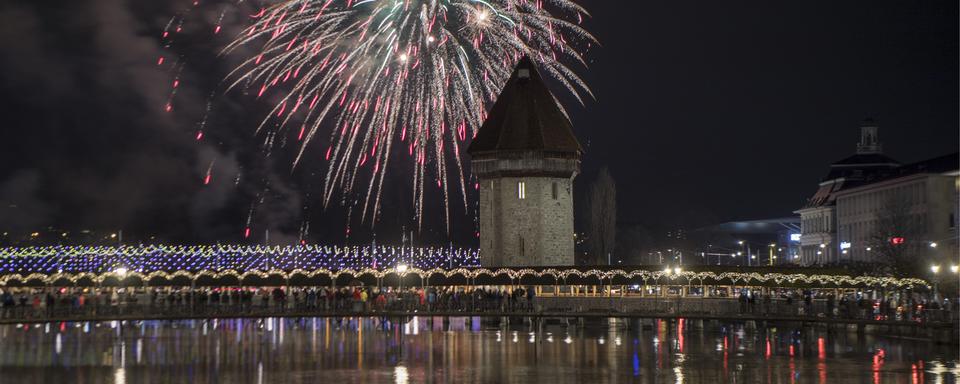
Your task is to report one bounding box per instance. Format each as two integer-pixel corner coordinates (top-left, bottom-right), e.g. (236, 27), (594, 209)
(552, 182), (558, 199)
(518, 181), (526, 199)
(519, 236), (524, 258)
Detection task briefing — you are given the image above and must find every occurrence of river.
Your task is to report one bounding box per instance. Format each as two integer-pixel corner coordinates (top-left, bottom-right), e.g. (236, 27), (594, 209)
(0, 317), (955, 383)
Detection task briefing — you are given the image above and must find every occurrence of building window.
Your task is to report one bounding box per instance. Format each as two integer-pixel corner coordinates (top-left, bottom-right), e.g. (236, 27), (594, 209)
(518, 181), (526, 199)
(519, 236), (525, 258)
(552, 182), (558, 200)
(950, 213), (956, 229)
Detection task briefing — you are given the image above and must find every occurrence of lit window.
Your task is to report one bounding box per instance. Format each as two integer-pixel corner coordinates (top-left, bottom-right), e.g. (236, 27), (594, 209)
(518, 181), (526, 199)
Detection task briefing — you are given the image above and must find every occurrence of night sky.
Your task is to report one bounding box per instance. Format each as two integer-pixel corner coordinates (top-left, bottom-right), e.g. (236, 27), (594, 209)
(0, 0), (957, 246)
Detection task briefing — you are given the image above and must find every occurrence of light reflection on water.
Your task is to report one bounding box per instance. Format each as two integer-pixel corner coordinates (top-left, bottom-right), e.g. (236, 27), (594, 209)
(0, 317), (955, 383)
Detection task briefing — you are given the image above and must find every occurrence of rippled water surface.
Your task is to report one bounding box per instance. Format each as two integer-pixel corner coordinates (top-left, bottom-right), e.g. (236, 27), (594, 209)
(0, 317), (955, 383)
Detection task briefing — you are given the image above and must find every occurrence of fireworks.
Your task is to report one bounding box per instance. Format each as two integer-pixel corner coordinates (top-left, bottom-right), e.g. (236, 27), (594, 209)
(216, 0), (594, 230)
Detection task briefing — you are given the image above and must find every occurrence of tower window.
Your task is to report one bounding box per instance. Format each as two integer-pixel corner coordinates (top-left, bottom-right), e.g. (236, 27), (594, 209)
(518, 181), (526, 199)
(519, 236), (525, 258)
(552, 182), (558, 199)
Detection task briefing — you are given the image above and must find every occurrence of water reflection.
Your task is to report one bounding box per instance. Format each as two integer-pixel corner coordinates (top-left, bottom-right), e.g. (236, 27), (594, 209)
(0, 317), (955, 383)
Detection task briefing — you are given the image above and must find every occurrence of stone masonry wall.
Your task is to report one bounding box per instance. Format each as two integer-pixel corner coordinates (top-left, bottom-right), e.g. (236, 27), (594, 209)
(479, 176), (574, 267)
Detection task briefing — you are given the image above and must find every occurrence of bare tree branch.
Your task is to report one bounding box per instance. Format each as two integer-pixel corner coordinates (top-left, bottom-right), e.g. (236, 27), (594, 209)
(588, 167), (616, 265)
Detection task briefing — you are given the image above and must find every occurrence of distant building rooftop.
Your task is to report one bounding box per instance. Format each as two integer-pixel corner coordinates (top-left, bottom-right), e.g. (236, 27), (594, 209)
(702, 217), (801, 235)
(801, 152), (958, 210)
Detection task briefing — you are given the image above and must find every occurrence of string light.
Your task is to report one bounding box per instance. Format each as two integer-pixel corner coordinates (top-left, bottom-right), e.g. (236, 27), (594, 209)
(0, 244), (930, 289)
(0, 244), (480, 275)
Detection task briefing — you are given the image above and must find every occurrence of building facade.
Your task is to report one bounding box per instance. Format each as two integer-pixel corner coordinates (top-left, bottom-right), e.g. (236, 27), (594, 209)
(835, 154), (959, 265)
(468, 57), (581, 267)
(796, 120), (959, 268)
(795, 120), (900, 265)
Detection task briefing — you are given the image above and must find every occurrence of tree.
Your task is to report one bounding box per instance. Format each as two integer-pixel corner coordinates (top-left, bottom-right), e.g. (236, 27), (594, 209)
(868, 196), (922, 277)
(615, 224), (653, 264)
(587, 167), (617, 265)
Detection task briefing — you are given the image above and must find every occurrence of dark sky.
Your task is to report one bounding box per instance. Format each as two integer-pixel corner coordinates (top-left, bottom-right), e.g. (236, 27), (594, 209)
(0, 0), (957, 246)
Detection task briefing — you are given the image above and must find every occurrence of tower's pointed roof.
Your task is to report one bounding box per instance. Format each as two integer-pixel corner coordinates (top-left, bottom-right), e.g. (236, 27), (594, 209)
(468, 57), (581, 155)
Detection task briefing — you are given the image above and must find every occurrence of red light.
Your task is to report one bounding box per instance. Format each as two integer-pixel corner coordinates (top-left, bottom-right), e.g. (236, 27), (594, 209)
(891, 237), (905, 245)
(818, 337), (826, 360)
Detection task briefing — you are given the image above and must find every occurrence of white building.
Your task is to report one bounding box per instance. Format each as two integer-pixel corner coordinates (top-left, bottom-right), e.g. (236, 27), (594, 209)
(796, 120), (959, 268)
(835, 154), (958, 264)
(795, 121), (899, 265)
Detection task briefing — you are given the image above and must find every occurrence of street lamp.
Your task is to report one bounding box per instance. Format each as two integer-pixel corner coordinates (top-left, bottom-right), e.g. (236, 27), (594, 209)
(929, 242), (938, 248)
(768, 243), (775, 266)
(952, 265), (959, 274)
(115, 267), (128, 298)
(931, 265), (942, 300)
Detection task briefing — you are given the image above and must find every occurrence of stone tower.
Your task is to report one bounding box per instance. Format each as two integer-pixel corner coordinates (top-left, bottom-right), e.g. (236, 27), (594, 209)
(467, 57), (581, 267)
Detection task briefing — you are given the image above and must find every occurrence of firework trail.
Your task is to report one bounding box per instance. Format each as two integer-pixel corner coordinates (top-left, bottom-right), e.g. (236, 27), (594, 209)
(203, 159), (216, 185)
(219, 0), (594, 230)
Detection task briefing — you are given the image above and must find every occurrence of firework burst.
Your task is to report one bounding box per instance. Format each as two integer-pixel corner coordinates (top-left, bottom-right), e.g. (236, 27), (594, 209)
(208, 0), (593, 231)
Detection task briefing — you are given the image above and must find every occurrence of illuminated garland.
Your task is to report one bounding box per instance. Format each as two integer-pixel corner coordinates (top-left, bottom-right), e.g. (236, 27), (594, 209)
(0, 244), (480, 274)
(0, 245), (929, 288)
(0, 266), (929, 289)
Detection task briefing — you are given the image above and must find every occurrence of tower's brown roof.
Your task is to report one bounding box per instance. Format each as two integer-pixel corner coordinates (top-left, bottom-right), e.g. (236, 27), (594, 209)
(467, 57), (581, 154)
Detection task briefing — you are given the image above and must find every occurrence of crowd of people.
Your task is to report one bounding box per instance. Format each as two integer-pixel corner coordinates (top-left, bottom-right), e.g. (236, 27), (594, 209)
(734, 288), (954, 322)
(0, 285), (953, 324)
(0, 285), (537, 319)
